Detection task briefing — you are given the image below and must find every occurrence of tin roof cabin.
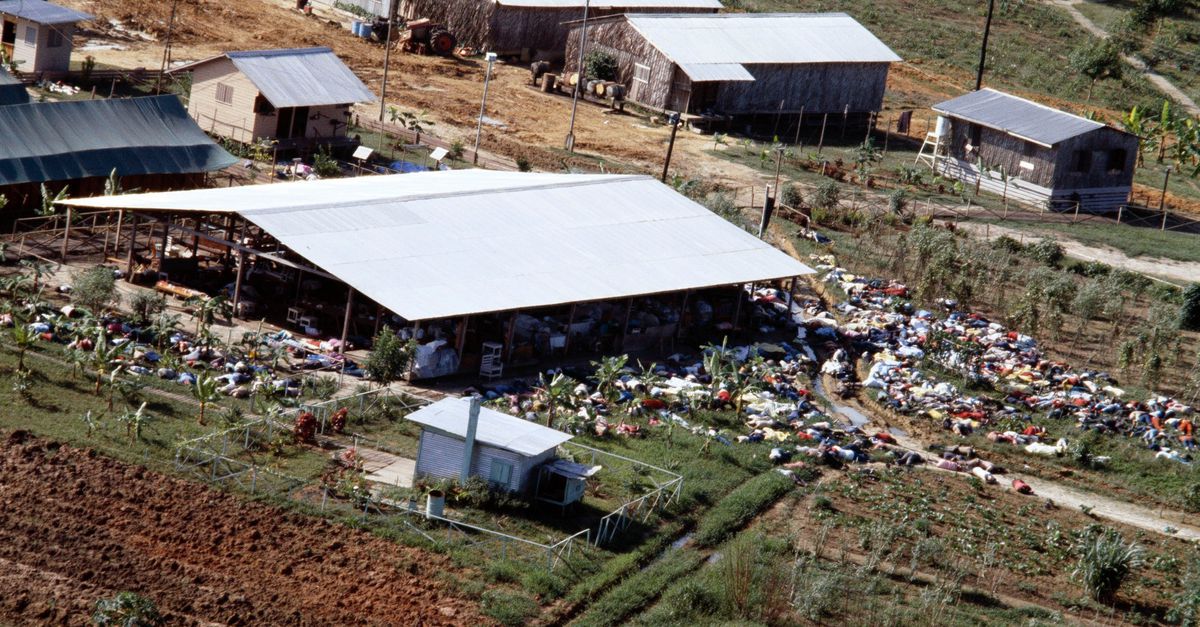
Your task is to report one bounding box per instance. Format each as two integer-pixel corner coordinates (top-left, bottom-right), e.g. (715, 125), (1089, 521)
(564, 13), (899, 124)
(171, 47), (375, 149)
(0, 0), (92, 75)
(407, 397), (583, 495)
(395, 0), (720, 60)
(920, 89), (1140, 213)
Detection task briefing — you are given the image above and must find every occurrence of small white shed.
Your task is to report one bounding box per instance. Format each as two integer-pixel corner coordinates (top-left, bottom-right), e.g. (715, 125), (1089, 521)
(409, 397), (571, 493)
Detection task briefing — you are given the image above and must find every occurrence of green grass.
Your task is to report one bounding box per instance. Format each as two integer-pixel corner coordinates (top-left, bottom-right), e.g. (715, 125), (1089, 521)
(963, 216), (1200, 265)
(741, 0), (1164, 113)
(692, 470), (795, 547)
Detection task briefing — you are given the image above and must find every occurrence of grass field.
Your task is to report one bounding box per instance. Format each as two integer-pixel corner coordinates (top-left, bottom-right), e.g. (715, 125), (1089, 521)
(962, 216), (1200, 264)
(738, 0), (1164, 114)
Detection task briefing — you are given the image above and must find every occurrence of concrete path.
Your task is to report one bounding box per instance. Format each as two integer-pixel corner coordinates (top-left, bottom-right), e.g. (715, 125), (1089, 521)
(1046, 0), (1200, 115)
(356, 446), (416, 488)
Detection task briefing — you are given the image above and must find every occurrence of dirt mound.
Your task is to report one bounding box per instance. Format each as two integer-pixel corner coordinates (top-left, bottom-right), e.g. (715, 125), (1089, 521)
(0, 432), (482, 625)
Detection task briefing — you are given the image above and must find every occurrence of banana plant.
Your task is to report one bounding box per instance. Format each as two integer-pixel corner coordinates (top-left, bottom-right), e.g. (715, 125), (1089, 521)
(116, 402), (152, 444)
(90, 330), (123, 395)
(538, 371), (577, 427)
(9, 318), (35, 373)
(590, 354), (628, 403)
(191, 372), (222, 426)
(1122, 105), (1155, 167)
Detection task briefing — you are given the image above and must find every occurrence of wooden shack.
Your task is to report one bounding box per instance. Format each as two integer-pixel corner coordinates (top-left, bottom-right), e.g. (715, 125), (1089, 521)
(921, 89), (1140, 212)
(171, 47), (375, 148)
(0, 0), (92, 75)
(396, 0), (720, 60)
(564, 13), (899, 119)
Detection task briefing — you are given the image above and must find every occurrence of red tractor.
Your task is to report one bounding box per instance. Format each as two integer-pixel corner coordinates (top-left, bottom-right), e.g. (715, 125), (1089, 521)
(376, 18), (455, 56)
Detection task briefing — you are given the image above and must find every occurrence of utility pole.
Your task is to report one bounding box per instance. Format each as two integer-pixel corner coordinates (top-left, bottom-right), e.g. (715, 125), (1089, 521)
(155, 0), (179, 94)
(660, 112), (681, 183)
(473, 52), (498, 164)
(565, 0), (592, 151)
(975, 0), (996, 91)
(1160, 166), (1172, 230)
(379, 0), (400, 122)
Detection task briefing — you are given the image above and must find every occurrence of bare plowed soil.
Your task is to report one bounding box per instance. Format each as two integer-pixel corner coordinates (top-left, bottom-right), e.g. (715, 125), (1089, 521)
(0, 430), (481, 626)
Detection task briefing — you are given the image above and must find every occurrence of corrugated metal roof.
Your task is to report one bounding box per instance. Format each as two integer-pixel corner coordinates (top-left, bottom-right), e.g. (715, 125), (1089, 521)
(625, 13), (900, 66)
(0, 95), (237, 186)
(497, 0), (720, 8)
(61, 171), (815, 321)
(212, 47), (375, 108)
(0, 67), (29, 106)
(932, 88), (1105, 147)
(677, 62), (755, 82)
(0, 0), (92, 24)
(407, 397), (572, 457)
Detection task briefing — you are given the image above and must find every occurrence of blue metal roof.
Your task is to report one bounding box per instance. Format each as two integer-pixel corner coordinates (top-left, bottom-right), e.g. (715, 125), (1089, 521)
(933, 88), (1105, 147)
(0, 95), (237, 186)
(0, 0), (93, 24)
(225, 47), (375, 108)
(0, 67), (29, 106)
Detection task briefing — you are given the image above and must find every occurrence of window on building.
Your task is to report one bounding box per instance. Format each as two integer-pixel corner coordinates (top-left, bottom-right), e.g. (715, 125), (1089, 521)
(46, 28), (62, 48)
(1107, 148), (1128, 174)
(23, 25), (36, 45)
(489, 459), (514, 489)
(633, 63), (650, 84)
(215, 82), (234, 105)
(1072, 150), (1093, 173)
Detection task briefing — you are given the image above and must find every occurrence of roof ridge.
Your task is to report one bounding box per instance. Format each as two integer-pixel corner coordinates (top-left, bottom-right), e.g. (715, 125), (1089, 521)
(242, 173), (655, 216)
(226, 46), (334, 58)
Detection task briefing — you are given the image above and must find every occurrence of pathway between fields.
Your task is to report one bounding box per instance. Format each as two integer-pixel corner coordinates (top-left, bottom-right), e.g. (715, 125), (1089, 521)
(1046, 0), (1200, 115)
(955, 221), (1199, 285)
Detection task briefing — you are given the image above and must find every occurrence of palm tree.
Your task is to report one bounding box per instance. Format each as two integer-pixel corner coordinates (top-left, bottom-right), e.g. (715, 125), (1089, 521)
(116, 402), (153, 444)
(191, 372), (222, 426)
(538, 371), (577, 427)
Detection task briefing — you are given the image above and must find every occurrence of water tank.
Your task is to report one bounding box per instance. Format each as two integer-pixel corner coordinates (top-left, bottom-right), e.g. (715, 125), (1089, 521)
(425, 489), (445, 519)
(934, 115), (949, 138)
(352, 20), (363, 37)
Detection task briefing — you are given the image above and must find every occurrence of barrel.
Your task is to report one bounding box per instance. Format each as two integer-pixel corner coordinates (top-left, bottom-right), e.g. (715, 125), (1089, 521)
(426, 490), (445, 519)
(352, 20), (363, 36)
(541, 73), (557, 93)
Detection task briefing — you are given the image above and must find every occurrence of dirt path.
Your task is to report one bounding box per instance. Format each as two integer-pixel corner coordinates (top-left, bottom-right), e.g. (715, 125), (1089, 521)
(955, 221), (1199, 285)
(1045, 0), (1200, 115)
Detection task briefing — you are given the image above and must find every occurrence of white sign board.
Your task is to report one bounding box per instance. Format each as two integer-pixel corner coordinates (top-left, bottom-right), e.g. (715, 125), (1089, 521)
(352, 146), (374, 161)
(429, 147), (450, 162)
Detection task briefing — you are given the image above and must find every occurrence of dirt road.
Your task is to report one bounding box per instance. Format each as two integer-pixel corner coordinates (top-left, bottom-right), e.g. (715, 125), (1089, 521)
(1045, 0), (1200, 115)
(955, 221), (1199, 285)
(0, 430), (481, 625)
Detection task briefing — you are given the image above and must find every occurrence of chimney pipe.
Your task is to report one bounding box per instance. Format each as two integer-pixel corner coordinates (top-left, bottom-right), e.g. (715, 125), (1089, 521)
(460, 396), (482, 485)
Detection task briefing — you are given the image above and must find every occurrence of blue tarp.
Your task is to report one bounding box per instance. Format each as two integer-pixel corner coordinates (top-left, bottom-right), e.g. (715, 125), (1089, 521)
(0, 95), (237, 186)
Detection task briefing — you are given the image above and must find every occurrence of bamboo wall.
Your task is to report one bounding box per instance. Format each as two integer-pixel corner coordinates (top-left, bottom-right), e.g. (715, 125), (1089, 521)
(565, 18), (675, 110)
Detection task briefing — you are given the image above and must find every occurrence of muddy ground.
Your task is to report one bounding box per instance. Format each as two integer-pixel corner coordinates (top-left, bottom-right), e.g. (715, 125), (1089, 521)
(0, 430), (482, 625)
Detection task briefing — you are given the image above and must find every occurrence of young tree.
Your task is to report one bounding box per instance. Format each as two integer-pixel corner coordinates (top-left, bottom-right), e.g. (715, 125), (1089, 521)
(1069, 41), (1123, 102)
(365, 326), (415, 387)
(1072, 529), (1145, 604)
(590, 354), (629, 403)
(116, 402), (153, 444)
(72, 266), (119, 314)
(191, 372), (222, 426)
(9, 317), (35, 373)
(128, 291), (166, 326)
(537, 371), (577, 427)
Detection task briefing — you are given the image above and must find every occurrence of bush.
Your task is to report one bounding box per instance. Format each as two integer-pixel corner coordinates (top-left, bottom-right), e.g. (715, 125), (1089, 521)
(1181, 284), (1200, 331)
(991, 235), (1024, 253)
(1072, 529), (1145, 603)
(515, 155), (531, 172)
(312, 146), (341, 178)
(584, 50), (618, 81)
(128, 291), (166, 326)
(781, 183), (803, 208)
(365, 326), (415, 385)
(693, 471), (793, 547)
(93, 592), (161, 626)
(1027, 239), (1065, 266)
(72, 266), (119, 313)
(813, 180), (840, 209)
(522, 569), (567, 600)
(887, 188), (907, 214)
(485, 560), (522, 584)
(481, 590), (539, 626)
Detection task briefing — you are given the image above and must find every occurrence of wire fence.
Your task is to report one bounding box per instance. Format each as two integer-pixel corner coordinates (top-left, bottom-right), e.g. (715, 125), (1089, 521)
(173, 386), (685, 567)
